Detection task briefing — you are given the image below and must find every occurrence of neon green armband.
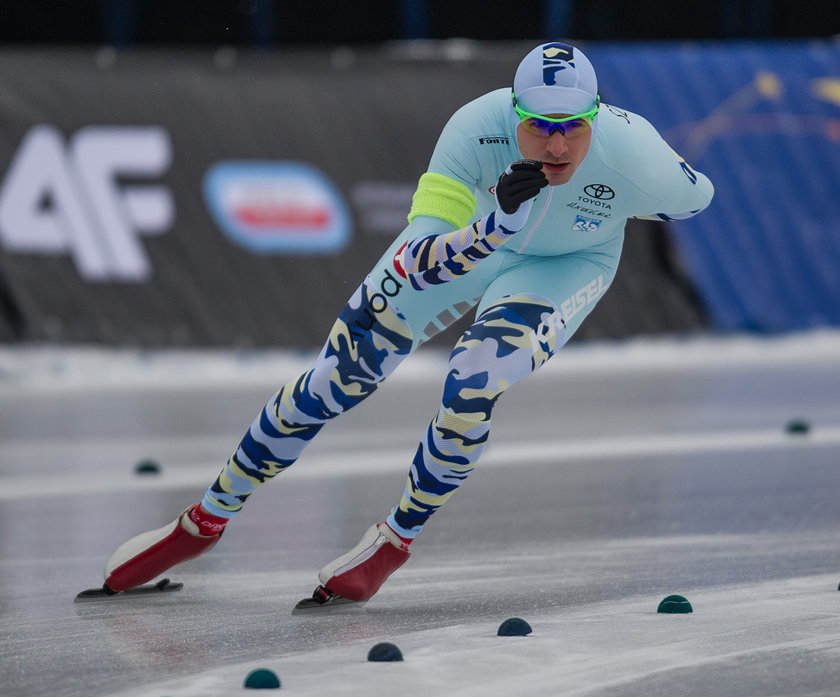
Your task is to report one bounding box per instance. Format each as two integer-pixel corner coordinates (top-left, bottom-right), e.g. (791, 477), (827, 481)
(407, 172), (477, 229)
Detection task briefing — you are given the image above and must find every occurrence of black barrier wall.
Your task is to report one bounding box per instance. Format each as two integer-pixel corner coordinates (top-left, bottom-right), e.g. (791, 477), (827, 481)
(0, 46), (707, 348)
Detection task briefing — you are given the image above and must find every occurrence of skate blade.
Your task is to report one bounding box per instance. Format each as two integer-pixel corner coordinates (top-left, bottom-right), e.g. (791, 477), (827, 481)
(291, 594), (366, 615)
(74, 578), (183, 602)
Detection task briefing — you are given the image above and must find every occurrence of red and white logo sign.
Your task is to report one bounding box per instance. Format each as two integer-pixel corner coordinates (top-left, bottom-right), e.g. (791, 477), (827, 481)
(204, 162), (350, 254)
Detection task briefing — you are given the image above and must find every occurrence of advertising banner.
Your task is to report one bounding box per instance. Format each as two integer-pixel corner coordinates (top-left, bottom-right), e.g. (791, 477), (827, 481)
(7, 43), (822, 346)
(591, 41), (840, 332)
(0, 48), (515, 346)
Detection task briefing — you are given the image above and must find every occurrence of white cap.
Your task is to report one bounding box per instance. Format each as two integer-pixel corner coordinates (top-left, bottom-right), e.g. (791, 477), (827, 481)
(513, 42), (598, 116)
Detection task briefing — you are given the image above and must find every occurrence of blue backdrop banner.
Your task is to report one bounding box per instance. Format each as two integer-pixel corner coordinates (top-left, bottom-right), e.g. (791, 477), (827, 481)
(0, 41), (836, 346)
(591, 41), (840, 332)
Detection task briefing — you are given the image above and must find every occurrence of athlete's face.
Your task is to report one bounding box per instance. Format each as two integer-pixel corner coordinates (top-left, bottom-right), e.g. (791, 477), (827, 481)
(516, 116), (593, 186)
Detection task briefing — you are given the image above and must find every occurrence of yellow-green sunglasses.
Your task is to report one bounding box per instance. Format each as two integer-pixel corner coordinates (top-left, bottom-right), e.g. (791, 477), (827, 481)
(512, 92), (600, 137)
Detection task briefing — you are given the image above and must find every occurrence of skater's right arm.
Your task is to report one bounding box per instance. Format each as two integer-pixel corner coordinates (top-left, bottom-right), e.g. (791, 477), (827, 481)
(393, 161), (547, 290)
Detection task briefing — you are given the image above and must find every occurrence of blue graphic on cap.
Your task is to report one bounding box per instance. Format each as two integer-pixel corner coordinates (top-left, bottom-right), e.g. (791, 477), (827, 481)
(542, 43), (575, 85)
(203, 161), (351, 254)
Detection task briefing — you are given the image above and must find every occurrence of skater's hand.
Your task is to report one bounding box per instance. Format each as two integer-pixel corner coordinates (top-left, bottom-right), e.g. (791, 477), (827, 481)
(494, 160), (548, 231)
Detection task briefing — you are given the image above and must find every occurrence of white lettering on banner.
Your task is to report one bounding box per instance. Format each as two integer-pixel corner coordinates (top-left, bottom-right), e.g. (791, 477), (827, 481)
(0, 125), (174, 281)
(560, 275), (607, 322)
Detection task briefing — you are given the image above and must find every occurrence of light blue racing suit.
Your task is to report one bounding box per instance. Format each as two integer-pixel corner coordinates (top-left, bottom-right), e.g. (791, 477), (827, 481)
(370, 89), (713, 345)
(202, 88), (714, 539)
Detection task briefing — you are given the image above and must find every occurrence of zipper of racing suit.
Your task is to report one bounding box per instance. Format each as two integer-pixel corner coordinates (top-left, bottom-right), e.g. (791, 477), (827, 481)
(516, 185), (553, 254)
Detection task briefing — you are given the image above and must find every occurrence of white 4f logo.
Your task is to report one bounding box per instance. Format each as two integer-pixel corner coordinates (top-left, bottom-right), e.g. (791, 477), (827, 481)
(0, 125), (174, 281)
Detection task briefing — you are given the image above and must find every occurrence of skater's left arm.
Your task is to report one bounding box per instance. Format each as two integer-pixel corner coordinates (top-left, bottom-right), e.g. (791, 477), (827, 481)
(632, 142), (714, 222)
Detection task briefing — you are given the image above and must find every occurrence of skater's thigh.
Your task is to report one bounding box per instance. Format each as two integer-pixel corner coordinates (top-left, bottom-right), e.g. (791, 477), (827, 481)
(477, 250), (619, 343)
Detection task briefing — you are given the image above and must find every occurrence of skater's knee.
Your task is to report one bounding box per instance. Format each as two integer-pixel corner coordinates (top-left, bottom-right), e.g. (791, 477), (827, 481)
(435, 408), (488, 436)
(441, 293), (564, 413)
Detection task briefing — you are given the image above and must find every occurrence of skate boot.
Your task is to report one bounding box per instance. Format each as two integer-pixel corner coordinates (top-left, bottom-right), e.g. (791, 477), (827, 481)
(103, 505), (224, 593)
(293, 523), (410, 611)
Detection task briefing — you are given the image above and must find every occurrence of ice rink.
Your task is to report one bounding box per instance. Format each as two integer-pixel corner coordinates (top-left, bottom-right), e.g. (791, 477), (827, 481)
(2, 332), (840, 697)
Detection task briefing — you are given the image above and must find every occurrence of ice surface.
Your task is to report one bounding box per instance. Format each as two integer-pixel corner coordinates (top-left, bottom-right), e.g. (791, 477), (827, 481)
(1, 331), (840, 697)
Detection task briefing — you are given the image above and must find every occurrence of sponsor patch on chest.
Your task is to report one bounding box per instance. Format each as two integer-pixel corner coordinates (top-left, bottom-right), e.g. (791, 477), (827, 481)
(571, 214), (602, 232)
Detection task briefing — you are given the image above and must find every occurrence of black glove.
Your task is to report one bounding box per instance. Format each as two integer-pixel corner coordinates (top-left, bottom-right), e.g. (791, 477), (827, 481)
(495, 160), (548, 214)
